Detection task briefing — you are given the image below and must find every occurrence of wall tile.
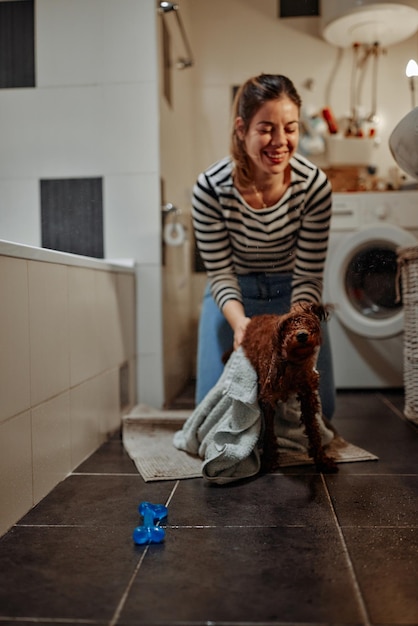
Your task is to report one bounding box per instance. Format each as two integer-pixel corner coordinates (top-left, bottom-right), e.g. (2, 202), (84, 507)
(136, 263), (163, 355)
(116, 272), (136, 361)
(36, 0), (103, 87)
(0, 412), (32, 536)
(95, 271), (124, 371)
(28, 261), (70, 406)
(0, 178), (40, 247)
(101, 83), (159, 175)
(128, 356), (137, 410)
(96, 369), (120, 437)
(135, 262), (164, 407)
(70, 377), (101, 469)
(0, 85), (159, 180)
(68, 267), (101, 387)
(137, 352), (164, 409)
(0, 87), (104, 179)
(31, 392), (71, 504)
(102, 0), (157, 84)
(36, 0), (158, 87)
(104, 173), (160, 264)
(0, 257), (30, 422)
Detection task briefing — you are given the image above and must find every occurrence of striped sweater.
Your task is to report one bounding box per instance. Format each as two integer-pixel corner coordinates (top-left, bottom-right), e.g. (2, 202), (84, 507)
(192, 154), (332, 310)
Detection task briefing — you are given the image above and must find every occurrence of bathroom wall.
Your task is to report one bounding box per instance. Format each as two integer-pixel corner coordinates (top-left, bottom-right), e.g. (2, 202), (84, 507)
(0, 0), (167, 408)
(0, 241), (136, 537)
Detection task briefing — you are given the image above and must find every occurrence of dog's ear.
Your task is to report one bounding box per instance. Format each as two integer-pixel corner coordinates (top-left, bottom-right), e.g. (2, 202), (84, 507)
(260, 317), (286, 397)
(299, 302), (333, 322)
(275, 315), (292, 358)
(314, 302), (333, 321)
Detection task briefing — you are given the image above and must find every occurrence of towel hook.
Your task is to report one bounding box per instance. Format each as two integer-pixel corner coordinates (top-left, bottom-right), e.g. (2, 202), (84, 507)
(161, 203), (181, 223)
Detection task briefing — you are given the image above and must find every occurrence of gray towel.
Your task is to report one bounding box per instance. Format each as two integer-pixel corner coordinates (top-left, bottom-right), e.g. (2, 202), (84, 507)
(173, 347), (334, 484)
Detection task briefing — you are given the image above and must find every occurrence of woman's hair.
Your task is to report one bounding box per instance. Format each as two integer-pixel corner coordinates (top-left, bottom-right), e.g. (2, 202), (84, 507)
(230, 74), (302, 188)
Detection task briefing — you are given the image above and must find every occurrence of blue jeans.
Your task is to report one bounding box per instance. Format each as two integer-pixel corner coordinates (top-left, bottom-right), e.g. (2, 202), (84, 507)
(195, 273), (336, 420)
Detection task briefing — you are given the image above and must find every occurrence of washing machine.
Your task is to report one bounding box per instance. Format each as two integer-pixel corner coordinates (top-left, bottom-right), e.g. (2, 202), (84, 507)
(324, 190), (418, 389)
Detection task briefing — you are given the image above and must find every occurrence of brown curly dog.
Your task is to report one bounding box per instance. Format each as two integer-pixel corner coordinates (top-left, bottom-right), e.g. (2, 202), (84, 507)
(241, 302), (338, 474)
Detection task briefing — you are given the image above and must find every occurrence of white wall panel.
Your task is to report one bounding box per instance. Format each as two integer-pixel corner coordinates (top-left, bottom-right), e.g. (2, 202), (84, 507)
(101, 82), (159, 175)
(0, 179), (40, 246)
(102, 0), (158, 83)
(104, 172), (160, 264)
(36, 0), (103, 87)
(0, 88), (103, 178)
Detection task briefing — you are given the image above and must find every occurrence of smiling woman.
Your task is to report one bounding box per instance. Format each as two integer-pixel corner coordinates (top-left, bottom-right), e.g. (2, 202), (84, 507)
(192, 73), (336, 421)
(234, 98), (300, 209)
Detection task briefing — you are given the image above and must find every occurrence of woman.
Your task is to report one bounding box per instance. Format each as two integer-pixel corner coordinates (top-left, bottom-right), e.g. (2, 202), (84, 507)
(193, 73), (335, 419)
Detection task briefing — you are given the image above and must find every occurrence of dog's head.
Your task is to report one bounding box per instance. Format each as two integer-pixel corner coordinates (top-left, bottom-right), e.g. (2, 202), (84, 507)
(276, 302), (331, 362)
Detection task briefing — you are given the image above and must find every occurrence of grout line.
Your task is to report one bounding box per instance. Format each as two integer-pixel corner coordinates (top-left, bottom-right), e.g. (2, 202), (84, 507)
(0, 615), (99, 626)
(71, 472), (140, 476)
(321, 474), (372, 626)
(16, 524), (97, 529)
(108, 547), (150, 626)
(165, 480), (180, 508)
(378, 393), (418, 428)
(108, 481), (180, 626)
(0, 617), (98, 624)
(164, 520), (418, 528)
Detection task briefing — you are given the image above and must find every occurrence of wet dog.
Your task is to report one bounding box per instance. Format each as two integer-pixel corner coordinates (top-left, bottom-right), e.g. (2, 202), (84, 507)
(241, 302), (338, 474)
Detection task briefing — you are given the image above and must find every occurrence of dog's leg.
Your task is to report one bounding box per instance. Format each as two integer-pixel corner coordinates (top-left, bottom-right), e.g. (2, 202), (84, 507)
(298, 391), (338, 473)
(259, 400), (280, 473)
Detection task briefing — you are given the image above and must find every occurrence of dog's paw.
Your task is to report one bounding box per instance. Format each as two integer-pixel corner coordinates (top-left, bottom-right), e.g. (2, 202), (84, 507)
(316, 456), (338, 473)
(260, 450), (280, 474)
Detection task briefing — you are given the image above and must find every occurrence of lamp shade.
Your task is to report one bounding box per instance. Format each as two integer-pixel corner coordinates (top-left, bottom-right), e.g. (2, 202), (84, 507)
(389, 107), (418, 179)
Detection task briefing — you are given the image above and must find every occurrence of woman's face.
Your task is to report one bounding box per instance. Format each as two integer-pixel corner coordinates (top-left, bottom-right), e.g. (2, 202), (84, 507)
(236, 97), (300, 180)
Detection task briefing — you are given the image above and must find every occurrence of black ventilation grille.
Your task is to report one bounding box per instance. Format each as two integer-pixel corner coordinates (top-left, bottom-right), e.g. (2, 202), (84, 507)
(279, 0), (319, 18)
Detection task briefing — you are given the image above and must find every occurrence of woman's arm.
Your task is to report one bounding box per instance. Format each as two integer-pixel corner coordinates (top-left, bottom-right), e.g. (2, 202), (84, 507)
(291, 168), (332, 304)
(222, 300), (251, 349)
(192, 165), (242, 309)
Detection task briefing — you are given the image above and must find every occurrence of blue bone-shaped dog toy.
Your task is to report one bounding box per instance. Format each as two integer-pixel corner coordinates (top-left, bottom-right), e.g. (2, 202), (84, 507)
(132, 501), (168, 545)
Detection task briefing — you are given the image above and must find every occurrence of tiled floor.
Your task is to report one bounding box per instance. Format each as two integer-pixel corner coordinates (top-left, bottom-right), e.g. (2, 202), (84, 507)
(0, 390), (417, 626)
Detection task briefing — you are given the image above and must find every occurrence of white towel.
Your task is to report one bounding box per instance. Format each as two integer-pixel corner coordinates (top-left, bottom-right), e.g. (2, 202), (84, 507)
(173, 347), (334, 484)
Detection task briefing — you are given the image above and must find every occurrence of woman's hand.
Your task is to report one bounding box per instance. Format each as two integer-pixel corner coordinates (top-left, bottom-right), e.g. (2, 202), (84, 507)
(222, 300), (251, 350)
(233, 316), (251, 350)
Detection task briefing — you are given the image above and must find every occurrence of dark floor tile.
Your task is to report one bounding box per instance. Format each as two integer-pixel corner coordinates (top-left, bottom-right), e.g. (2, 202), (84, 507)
(0, 616), (108, 626)
(17, 474), (175, 528)
(0, 622), (106, 626)
(334, 390), (392, 423)
(75, 437), (138, 474)
(379, 389), (407, 412)
(119, 526), (364, 624)
(325, 474), (418, 527)
(332, 392), (418, 474)
(169, 473), (335, 528)
(0, 525), (144, 621)
(0, 390), (414, 626)
(343, 526), (418, 625)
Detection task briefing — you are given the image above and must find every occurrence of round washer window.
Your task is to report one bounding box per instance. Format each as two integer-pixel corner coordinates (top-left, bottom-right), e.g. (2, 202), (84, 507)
(325, 223), (417, 338)
(345, 244), (401, 319)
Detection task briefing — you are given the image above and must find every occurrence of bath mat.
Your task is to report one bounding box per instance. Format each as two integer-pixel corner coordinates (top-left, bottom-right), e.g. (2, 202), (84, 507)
(122, 405), (378, 482)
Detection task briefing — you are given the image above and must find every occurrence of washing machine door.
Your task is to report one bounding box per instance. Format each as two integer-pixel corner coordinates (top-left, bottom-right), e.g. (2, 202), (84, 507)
(326, 224), (417, 338)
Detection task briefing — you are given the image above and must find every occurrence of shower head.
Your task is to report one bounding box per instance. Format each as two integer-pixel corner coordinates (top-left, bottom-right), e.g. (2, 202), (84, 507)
(157, 0), (194, 69)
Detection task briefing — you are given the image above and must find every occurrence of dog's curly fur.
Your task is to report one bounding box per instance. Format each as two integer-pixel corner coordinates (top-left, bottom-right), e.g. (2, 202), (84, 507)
(240, 302), (338, 474)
